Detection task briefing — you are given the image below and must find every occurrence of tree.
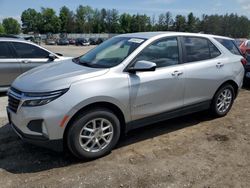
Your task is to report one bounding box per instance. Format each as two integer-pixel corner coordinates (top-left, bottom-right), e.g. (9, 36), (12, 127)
(0, 23), (5, 34)
(106, 9), (120, 33)
(21, 8), (41, 33)
(119, 13), (132, 33)
(157, 11), (173, 31)
(186, 12), (198, 32)
(92, 9), (102, 33)
(173, 15), (186, 31)
(100, 8), (107, 32)
(40, 7), (61, 33)
(2, 18), (20, 34)
(18, 5), (250, 37)
(75, 5), (94, 33)
(59, 6), (75, 33)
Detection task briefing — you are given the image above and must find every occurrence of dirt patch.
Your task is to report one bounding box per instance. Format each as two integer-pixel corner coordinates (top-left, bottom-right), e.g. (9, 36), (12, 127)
(207, 134), (230, 142)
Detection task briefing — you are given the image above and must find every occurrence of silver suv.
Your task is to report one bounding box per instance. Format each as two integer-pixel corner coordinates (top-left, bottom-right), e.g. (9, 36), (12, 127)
(0, 37), (70, 91)
(7, 32), (244, 159)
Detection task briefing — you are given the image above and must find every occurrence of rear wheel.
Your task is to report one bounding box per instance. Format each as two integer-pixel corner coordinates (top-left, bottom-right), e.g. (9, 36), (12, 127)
(211, 84), (235, 117)
(66, 108), (120, 160)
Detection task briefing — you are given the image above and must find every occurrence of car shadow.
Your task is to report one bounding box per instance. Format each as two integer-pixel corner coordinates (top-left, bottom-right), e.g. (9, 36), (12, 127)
(0, 110), (214, 174)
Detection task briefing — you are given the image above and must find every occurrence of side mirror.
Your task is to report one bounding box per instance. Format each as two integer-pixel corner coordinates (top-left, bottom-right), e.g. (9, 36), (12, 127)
(48, 54), (57, 61)
(128, 60), (156, 73)
(56, 53), (63, 56)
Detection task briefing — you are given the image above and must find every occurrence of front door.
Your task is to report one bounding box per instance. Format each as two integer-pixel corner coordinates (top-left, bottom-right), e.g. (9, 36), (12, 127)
(128, 37), (185, 121)
(11, 42), (51, 73)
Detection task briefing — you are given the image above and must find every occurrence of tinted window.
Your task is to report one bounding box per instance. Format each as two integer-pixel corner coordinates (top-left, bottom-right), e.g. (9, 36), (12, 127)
(0, 42), (14, 58)
(12, 42), (50, 58)
(183, 37), (210, 62)
(209, 41), (221, 58)
(214, 38), (241, 55)
(135, 37), (179, 68)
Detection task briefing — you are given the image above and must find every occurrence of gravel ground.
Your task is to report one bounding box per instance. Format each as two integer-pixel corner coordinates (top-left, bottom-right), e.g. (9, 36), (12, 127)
(0, 89), (250, 188)
(0, 45), (250, 187)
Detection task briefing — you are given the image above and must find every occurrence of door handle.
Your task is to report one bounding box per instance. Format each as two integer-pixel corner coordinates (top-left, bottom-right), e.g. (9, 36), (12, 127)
(21, 60), (30, 64)
(216, 62), (224, 68)
(172, 70), (183, 77)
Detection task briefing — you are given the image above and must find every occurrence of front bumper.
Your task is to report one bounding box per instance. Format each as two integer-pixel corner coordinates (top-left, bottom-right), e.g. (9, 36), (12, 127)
(10, 121), (63, 152)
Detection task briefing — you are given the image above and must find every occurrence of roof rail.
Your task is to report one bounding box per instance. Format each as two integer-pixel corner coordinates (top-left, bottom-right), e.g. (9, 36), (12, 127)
(0, 34), (20, 38)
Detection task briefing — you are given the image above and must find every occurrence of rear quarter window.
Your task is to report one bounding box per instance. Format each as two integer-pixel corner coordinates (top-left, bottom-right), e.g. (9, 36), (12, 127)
(214, 38), (241, 56)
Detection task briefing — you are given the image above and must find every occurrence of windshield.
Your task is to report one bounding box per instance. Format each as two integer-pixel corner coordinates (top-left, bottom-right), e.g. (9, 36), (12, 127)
(76, 37), (145, 68)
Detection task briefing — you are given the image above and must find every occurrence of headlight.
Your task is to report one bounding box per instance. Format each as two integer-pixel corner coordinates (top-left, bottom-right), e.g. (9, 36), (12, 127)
(22, 88), (69, 107)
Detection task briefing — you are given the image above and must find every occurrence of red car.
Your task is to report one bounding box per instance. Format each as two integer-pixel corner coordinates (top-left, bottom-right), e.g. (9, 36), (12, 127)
(238, 39), (249, 56)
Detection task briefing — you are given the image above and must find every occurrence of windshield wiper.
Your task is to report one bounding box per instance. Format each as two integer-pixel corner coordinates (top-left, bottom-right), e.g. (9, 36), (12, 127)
(73, 58), (93, 67)
(72, 57), (80, 63)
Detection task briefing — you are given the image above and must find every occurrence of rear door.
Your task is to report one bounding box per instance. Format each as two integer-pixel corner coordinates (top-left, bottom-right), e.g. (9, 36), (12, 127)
(11, 42), (51, 73)
(0, 41), (21, 86)
(181, 36), (225, 106)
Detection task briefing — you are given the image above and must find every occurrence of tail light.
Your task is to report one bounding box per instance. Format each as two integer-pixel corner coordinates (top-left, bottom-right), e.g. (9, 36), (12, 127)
(241, 58), (247, 66)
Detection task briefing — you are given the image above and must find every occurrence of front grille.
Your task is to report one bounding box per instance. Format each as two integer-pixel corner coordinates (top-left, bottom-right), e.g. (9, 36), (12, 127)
(8, 88), (22, 113)
(8, 95), (21, 113)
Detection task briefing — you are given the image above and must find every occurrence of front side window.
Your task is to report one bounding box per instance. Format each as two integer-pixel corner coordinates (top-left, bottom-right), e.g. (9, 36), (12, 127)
(134, 37), (179, 68)
(77, 37), (145, 68)
(12, 42), (50, 58)
(0, 42), (14, 59)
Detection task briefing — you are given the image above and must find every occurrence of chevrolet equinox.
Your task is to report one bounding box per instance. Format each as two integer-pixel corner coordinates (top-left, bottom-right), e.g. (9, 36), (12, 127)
(7, 32), (245, 159)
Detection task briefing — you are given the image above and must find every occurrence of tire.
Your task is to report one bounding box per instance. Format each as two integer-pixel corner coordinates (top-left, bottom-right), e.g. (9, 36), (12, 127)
(66, 108), (121, 160)
(211, 84), (235, 117)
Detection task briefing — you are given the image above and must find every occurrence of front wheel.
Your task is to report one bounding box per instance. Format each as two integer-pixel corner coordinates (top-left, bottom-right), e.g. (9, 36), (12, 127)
(66, 108), (121, 160)
(211, 84), (235, 117)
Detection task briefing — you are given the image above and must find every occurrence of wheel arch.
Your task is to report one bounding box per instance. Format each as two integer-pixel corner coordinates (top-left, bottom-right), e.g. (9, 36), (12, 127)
(214, 80), (239, 99)
(63, 101), (127, 145)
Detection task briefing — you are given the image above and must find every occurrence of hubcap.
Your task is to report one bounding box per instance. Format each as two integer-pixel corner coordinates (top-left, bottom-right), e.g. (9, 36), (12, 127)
(79, 118), (114, 153)
(216, 89), (232, 113)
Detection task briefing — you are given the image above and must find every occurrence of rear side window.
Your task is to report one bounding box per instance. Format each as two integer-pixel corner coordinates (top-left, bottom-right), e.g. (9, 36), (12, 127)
(0, 42), (14, 58)
(214, 38), (241, 55)
(183, 37), (220, 63)
(11, 42), (50, 58)
(209, 41), (221, 58)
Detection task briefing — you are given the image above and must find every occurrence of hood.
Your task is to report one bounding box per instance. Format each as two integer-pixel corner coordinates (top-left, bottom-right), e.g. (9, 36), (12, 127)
(12, 59), (109, 92)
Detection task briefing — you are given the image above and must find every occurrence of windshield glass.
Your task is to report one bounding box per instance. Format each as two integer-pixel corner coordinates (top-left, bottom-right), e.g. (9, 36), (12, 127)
(76, 37), (145, 68)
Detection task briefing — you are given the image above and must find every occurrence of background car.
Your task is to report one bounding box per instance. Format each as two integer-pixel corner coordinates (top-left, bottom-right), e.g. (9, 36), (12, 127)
(239, 40), (250, 56)
(96, 37), (105, 44)
(235, 38), (247, 47)
(0, 37), (71, 91)
(45, 38), (56, 45)
(89, 38), (98, 45)
(68, 38), (76, 45)
(57, 38), (69, 45)
(75, 38), (90, 46)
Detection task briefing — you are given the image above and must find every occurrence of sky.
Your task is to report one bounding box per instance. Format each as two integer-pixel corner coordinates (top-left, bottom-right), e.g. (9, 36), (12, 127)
(0, 0), (250, 23)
